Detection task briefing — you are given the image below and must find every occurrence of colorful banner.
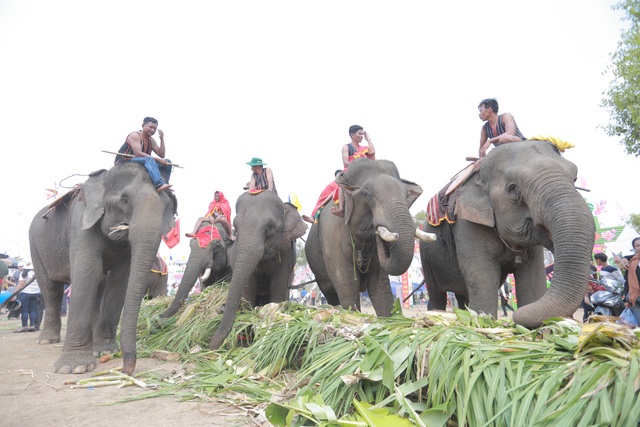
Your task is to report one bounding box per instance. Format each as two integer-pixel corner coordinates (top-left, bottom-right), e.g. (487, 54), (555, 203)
(401, 271), (410, 308)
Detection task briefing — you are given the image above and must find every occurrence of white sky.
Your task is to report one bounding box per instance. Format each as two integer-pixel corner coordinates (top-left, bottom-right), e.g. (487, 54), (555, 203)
(1, 0), (638, 261)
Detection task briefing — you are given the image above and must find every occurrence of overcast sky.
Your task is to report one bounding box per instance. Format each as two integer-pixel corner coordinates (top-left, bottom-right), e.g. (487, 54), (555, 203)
(1, 0), (637, 261)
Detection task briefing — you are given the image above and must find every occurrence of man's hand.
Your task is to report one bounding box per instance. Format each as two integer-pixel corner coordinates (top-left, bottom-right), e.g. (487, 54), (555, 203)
(158, 129), (164, 140)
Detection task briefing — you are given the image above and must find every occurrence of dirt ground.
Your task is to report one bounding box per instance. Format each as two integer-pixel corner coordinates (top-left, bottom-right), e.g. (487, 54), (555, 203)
(0, 305), (584, 427)
(0, 315), (250, 427)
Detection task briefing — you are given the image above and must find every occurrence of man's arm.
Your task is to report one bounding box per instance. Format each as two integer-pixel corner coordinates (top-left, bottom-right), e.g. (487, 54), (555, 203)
(490, 113), (523, 144)
(266, 168), (275, 192)
(341, 145), (350, 168)
(152, 129), (166, 158)
(126, 132), (151, 158)
(479, 128), (491, 158)
(248, 174), (257, 192)
(365, 132), (375, 158)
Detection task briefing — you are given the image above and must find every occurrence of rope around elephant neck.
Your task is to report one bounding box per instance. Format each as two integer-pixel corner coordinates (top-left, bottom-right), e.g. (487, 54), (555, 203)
(495, 231), (523, 254)
(350, 232), (358, 281)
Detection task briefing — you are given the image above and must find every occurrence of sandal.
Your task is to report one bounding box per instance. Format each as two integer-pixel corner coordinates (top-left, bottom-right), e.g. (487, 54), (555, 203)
(14, 327), (29, 333)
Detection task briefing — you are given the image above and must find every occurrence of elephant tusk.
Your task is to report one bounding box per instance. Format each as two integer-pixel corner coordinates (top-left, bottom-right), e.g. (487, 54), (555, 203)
(108, 225), (129, 236)
(376, 226), (399, 242)
(200, 268), (211, 281)
(415, 228), (437, 242)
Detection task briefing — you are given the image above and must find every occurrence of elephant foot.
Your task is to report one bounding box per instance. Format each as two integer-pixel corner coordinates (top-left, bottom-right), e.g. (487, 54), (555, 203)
(93, 339), (119, 357)
(54, 350), (97, 374)
(35, 330), (61, 345)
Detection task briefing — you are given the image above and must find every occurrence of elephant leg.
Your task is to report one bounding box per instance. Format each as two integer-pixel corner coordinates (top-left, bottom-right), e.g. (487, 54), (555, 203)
(55, 245), (105, 374)
(366, 266), (394, 317)
(512, 247), (547, 307)
(454, 294), (468, 310)
(426, 284), (448, 310)
(35, 279), (65, 345)
(93, 265), (129, 356)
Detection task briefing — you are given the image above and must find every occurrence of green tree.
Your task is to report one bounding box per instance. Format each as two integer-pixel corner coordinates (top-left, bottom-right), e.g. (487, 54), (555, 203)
(626, 212), (640, 233)
(602, 0), (640, 155)
(414, 210), (426, 226)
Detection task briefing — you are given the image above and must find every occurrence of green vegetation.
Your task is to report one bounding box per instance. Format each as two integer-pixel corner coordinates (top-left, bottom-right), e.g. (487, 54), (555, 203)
(126, 286), (640, 426)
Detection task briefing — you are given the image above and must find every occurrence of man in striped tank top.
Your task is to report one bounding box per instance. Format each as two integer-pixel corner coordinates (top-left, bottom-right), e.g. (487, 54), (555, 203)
(478, 98), (526, 158)
(114, 117), (172, 192)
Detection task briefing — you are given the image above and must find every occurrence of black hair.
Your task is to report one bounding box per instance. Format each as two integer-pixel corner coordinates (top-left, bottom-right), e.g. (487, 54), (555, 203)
(349, 124), (363, 136)
(632, 237), (640, 250)
(594, 253), (608, 263)
(478, 98), (499, 113)
(143, 117), (158, 125)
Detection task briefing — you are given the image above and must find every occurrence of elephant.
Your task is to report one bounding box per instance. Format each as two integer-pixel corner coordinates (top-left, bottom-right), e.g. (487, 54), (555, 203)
(419, 140), (595, 328)
(209, 190), (307, 350)
(28, 162), (177, 374)
(305, 158), (430, 317)
(161, 221), (232, 318)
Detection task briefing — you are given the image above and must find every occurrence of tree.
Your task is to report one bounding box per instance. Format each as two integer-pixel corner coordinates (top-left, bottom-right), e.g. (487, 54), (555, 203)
(601, 0), (640, 155)
(626, 212), (640, 233)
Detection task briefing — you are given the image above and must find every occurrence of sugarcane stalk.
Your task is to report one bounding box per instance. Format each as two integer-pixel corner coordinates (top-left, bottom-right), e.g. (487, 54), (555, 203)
(70, 380), (133, 388)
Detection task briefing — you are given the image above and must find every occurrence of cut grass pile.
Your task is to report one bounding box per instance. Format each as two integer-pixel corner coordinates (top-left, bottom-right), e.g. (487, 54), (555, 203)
(133, 285), (640, 426)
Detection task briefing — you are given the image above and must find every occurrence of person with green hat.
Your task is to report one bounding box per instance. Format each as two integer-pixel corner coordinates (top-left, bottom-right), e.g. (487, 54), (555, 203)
(247, 157), (277, 194)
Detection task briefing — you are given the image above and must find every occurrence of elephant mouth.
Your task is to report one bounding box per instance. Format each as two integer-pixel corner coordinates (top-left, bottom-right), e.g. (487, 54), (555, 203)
(108, 223), (130, 241)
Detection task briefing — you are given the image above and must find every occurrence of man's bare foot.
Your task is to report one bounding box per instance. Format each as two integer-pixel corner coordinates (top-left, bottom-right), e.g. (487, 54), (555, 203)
(157, 183), (172, 192)
(331, 206), (344, 218)
(302, 215), (315, 224)
(185, 233), (197, 238)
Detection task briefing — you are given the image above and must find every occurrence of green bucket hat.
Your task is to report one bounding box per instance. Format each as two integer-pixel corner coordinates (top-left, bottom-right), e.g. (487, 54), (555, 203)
(246, 157), (266, 167)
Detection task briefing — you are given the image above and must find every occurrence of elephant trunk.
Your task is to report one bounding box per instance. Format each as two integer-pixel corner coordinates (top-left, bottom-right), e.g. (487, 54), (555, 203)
(513, 182), (595, 328)
(210, 241), (262, 350)
(376, 202), (416, 276)
(162, 251), (208, 318)
(120, 217), (163, 375)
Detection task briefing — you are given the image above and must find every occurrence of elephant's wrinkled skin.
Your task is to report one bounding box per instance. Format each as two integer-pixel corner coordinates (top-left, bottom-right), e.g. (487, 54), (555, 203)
(209, 191), (306, 349)
(305, 158), (423, 316)
(161, 221), (232, 318)
(420, 140), (595, 328)
(29, 162), (177, 374)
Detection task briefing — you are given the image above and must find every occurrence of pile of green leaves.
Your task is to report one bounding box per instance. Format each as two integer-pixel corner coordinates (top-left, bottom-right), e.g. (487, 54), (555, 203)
(135, 286), (640, 426)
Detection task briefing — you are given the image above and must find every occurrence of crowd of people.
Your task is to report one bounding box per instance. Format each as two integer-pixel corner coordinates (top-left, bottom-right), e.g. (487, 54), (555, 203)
(3, 99), (640, 328)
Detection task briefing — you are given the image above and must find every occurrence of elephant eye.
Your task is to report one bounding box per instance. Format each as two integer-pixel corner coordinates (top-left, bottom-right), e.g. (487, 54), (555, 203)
(266, 223), (276, 237)
(506, 183), (519, 199)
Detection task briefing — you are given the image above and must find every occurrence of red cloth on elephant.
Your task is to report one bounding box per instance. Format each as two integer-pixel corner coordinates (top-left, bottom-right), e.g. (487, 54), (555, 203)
(162, 219), (181, 249)
(426, 186), (458, 226)
(196, 225), (222, 249)
(311, 182), (339, 218)
(205, 191), (231, 222)
(346, 144), (375, 165)
(151, 255), (168, 275)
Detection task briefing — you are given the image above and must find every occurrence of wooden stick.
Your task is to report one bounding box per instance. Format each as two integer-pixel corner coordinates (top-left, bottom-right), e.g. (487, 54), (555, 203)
(101, 150), (183, 168)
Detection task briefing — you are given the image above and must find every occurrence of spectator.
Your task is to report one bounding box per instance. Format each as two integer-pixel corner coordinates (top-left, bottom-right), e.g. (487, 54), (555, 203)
(15, 263), (41, 332)
(60, 283), (71, 317)
(499, 282), (515, 317)
(594, 252), (625, 288)
(623, 237), (640, 324)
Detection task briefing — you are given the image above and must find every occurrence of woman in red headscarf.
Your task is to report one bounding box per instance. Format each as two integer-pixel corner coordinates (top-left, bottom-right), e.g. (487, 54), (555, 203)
(186, 191), (234, 241)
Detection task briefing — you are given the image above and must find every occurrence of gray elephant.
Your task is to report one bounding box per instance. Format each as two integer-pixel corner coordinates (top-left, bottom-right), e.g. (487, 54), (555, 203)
(161, 221), (232, 318)
(305, 158), (429, 317)
(209, 190), (307, 349)
(29, 162), (177, 374)
(419, 140), (595, 328)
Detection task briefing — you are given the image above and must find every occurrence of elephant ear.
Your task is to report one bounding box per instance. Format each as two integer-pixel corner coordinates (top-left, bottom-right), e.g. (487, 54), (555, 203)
(401, 179), (423, 208)
(282, 202), (307, 244)
(455, 177), (495, 227)
(336, 172), (359, 224)
(81, 170), (108, 230)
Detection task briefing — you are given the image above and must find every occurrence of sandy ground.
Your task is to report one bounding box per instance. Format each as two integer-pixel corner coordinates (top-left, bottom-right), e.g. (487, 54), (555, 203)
(0, 304), (584, 427)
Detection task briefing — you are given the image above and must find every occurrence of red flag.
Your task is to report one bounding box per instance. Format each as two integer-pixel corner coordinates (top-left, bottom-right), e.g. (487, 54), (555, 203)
(163, 219), (180, 249)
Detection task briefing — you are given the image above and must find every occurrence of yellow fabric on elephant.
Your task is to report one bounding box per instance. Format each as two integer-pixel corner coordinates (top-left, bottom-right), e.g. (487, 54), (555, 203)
(527, 135), (575, 152)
